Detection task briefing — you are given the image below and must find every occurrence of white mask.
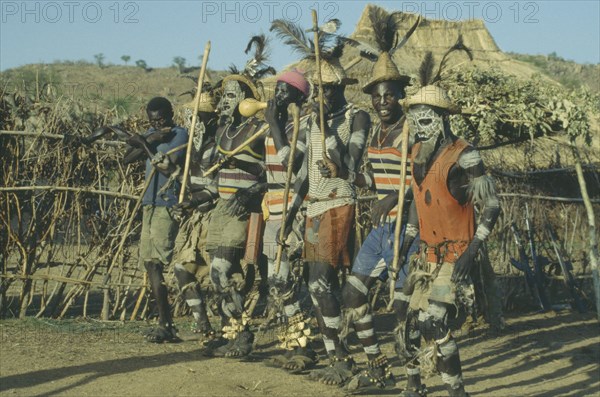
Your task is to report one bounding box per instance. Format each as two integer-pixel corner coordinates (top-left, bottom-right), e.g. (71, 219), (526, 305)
(407, 104), (444, 142)
(218, 80), (245, 119)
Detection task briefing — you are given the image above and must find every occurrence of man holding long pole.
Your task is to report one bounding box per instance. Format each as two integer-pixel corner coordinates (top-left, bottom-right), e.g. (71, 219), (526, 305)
(259, 70), (317, 372)
(340, 9), (419, 390)
(203, 35), (274, 358)
(279, 10), (371, 385)
(169, 86), (219, 339)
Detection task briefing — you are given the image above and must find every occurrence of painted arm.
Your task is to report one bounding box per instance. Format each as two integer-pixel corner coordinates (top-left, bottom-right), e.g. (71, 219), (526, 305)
(277, 146), (309, 244)
(319, 110), (370, 183)
(451, 149), (501, 282)
(395, 199), (419, 269)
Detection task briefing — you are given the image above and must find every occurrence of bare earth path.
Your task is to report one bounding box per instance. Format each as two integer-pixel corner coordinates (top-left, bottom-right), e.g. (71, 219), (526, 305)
(1, 311), (598, 396)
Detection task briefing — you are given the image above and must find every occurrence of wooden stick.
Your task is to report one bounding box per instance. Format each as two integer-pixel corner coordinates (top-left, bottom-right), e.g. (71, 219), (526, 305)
(202, 124), (270, 176)
(310, 10), (332, 167)
(0, 185), (137, 200)
(275, 104), (301, 274)
(130, 273), (148, 321)
(497, 192), (600, 204)
(0, 130), (125, 147)
(387, 120), (410, 311)
(180, 41), (211, 203)
(573, 148), (600, 322)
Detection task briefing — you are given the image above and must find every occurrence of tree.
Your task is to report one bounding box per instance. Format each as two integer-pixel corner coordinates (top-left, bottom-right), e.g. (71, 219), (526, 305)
(135, 59), (147, 70)
(93, 53), (105, 68)
(172, 56), (186, 73)
(121, 55), (131, 65)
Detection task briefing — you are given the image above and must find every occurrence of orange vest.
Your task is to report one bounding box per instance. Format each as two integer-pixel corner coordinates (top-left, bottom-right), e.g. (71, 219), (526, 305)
(412, 138), (474, 263)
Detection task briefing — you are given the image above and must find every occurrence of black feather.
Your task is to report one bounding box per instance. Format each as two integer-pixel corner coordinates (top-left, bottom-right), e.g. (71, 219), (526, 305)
(323, 37), (344, 60)
(254, 66), (277, 79)
(432, 34), (473, 83)
(369, 8), (399, 53)
(244, 34), (269, 65)
(228, 64), (239, 74)
(419, 52), (435, 86)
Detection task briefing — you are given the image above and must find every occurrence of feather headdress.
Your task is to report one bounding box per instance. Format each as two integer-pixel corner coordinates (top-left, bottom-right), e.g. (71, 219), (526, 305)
(360, 9), (421, 92)
(221, 34), (276, 100)
(270, 18), (357, 85)
(404, 35), (473, 114)
(418, 34), (473, 86)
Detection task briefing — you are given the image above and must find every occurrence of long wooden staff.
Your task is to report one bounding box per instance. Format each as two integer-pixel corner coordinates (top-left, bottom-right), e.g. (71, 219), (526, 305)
(202, 123), (269, 176)
(275, 104), (301, 274)
(387, 120), (410, 311)
(310, 10), (334, 172)
(179, 41), (211, 203)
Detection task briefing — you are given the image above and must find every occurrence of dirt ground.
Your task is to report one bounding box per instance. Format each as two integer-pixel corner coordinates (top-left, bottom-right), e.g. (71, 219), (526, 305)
(0, 310), (598, 397)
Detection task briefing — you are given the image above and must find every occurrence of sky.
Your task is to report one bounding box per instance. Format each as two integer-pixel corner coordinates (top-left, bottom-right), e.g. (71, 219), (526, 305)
(1, 0), (599, 72)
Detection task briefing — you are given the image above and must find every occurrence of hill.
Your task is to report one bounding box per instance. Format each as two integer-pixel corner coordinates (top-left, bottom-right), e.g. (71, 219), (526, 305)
(1, 4), (598, 117)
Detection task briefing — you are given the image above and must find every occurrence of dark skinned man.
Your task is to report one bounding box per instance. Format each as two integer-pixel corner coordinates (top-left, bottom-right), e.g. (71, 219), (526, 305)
(261, 70), (318, 372)
(279, 56), (371, 386)
(124, 97), (188, 343)
(342, 50), (419, 390)
(396, 85), (501, 397)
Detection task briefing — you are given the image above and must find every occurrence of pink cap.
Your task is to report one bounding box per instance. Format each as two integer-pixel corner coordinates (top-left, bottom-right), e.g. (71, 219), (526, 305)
(277, 69), (309, 97)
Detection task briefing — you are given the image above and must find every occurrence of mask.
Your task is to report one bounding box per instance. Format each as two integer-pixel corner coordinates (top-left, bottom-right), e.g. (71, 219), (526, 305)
(218, 80), (245, 120)
(407, 105), (444, 142)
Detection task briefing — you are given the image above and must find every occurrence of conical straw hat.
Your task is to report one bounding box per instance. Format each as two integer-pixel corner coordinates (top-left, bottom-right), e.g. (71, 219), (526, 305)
(183, 90), (216, 113)
(311, 58), (358, 86)
(221, 74), (261, 100)
(402, 85), (460, 114)
(362, 52), (411, 93)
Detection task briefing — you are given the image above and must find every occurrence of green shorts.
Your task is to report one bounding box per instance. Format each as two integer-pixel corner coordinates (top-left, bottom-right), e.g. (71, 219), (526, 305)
(139, 205), (179, 266)
(173, 210), (211, 266)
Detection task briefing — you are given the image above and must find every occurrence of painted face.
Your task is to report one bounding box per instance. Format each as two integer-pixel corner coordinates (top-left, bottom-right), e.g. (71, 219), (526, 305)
(313, 84), (345, 115)
(147, 109), (172, 130)
(370, 81), (404, 124)
(407, 104), (444, 142)
(218, 80), (245, 119)
(274, 81), (300, 109)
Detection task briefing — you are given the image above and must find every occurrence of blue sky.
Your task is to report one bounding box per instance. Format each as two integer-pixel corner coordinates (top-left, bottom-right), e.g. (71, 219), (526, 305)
(1, 0), (599, 71)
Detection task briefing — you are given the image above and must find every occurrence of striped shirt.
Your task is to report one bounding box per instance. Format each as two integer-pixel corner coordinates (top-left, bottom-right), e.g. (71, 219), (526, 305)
(367, 123), (412, 222)
(306, 106), (358, 218)
(264, 115), (309, 220)
(216, 125), (264, 200)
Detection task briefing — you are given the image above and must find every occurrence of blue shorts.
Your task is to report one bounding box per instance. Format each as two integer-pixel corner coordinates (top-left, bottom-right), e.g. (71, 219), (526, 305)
(351, 222), (419, 289)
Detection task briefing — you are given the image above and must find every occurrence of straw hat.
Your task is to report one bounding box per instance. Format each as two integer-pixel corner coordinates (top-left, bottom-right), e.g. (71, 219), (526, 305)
(221, 74), (261, 100)
(311, 58), (358, 86)
(403, 85), (461, 114)
(362, 52), (411, 93)
(183, 90), (216, 113)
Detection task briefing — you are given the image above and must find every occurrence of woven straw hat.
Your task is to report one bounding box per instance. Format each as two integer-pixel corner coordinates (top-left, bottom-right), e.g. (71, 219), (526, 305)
(183, 90), (216, 113)
(311, 58), (358, 86)
(403, 85), (460, 114)
(362, 52), (411, 93)
(221, 74), (261, 100)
